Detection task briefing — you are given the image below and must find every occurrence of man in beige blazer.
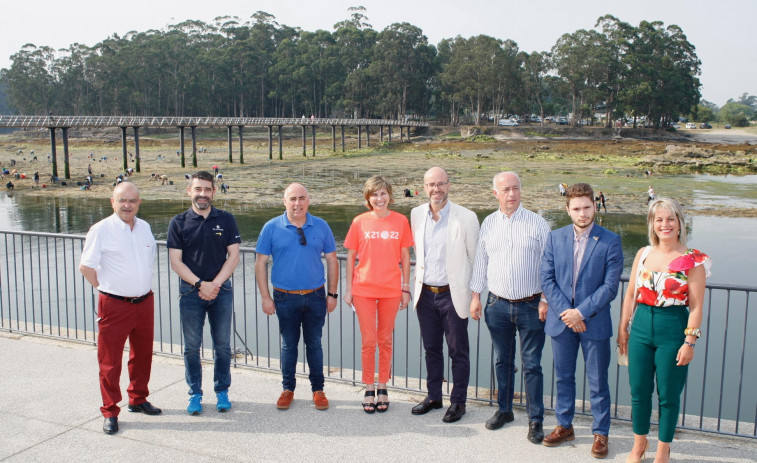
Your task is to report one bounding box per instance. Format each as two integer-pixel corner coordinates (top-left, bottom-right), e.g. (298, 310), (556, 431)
(410, 167), (480, 423)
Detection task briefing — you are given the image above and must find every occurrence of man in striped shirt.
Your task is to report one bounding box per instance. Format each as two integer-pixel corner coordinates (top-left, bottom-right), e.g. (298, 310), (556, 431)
(470, 171), (551, 443)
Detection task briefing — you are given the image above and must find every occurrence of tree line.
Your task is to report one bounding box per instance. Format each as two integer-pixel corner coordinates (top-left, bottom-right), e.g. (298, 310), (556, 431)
(0, 8), (705, 128)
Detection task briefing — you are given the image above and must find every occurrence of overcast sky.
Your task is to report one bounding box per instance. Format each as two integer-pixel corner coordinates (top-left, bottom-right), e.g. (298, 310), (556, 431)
(1, 0), (753, 107)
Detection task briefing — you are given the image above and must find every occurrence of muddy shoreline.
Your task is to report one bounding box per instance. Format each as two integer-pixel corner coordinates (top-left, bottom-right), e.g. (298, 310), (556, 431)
(2, 128), (756, 218)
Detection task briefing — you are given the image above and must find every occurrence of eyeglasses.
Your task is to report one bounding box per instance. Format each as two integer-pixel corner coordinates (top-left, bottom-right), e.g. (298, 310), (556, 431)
(296, 227), (307, 246)
(424, 181), (449, 188)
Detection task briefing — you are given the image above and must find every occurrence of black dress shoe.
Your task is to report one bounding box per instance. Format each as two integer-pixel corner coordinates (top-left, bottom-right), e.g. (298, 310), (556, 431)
(411, 397), (443, 415)
(485, 410), (514, 430)
(527, 421), (544, 443)
(128, 401), (162, 415)
(442, 403), (466, 423)
(103, 417), (118, 435)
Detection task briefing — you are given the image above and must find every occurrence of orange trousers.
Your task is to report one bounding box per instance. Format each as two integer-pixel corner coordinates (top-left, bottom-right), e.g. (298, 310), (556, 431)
(353, 296), (401, 384)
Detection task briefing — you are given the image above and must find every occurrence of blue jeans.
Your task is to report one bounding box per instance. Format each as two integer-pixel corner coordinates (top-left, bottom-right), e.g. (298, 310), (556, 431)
(179, 279), (233, 396)
(273, 287), (327, 392)
(484, 294), (545, 422)
(551, 328), (611, 435)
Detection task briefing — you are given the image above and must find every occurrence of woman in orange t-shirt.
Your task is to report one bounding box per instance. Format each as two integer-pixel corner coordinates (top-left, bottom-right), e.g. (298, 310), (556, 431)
(344, 175), (413, 414)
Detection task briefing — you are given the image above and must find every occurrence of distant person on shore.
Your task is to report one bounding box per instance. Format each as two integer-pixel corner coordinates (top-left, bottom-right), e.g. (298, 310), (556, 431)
(647, 186), (655, 204)
(167, 171), (241, 416)
(33, 172), (39, 187)
(6, 181), (14, 190)
(88, 164), (93, 176)
(79, 183), (161, 435)
(617, 198), (710, 463)
(344, 175), (413, 413)
(220, 183), (228, 194)
(540, 183), (623, 458)
(559, 183), (566, 196)
(597, 191), (606, 212)
(469, 171), (550, 442)
(255, 183), (339, 411)
(410, 167), (479, 423)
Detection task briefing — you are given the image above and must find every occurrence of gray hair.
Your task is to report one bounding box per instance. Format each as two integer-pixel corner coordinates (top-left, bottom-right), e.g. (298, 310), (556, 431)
(492, 171), (521, 190)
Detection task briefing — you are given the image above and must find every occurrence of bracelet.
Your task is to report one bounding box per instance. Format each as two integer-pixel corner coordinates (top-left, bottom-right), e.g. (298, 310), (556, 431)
(401, 290), (411, 294)
(540, 298), (547, 303)
(683, 341), (696, 349)
(684, 327), (701, 338)
(401, 283), (410, 288)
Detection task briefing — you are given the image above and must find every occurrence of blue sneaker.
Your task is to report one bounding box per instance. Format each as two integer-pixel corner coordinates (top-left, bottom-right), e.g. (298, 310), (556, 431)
(187, 394), (203, 415)
(216, 391), (231, 412)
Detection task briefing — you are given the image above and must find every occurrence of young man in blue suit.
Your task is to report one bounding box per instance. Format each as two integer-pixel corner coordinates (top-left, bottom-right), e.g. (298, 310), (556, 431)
(540, 183), (623, 459)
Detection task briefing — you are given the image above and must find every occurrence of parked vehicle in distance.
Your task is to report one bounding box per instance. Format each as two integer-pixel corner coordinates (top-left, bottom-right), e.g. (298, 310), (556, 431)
(498, 118), (519, 126)
(685, 122), (697, 129)
(700, 122), (712, 129)
(725, 124), (732, 129)
(556, 117), (568, 125)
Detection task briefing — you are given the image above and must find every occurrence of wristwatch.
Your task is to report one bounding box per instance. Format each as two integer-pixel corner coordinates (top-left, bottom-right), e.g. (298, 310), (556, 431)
(327, 292), (338, 299)
(194, 280), (203, 290)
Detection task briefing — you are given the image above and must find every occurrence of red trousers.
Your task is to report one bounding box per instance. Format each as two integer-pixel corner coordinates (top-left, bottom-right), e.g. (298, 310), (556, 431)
(97, 292), (154, 417)
(353, 296), (401, 385)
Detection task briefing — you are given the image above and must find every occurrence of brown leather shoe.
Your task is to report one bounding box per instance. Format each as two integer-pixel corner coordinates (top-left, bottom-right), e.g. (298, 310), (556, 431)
(313, 391), (329, 410)
(276, 390), (294, 410)
(543, 425), (575, 447)
(591, 433), (609, 459)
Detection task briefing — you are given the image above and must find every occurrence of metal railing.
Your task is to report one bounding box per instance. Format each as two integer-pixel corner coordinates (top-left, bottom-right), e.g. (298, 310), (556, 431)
(1, 230), (754, 439)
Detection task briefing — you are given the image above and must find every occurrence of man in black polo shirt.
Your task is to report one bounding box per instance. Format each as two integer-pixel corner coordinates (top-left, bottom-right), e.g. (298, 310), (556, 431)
(167, 171), (241, 415)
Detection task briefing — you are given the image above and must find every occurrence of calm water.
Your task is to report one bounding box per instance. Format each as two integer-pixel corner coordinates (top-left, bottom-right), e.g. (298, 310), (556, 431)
(0, 192), (754, 285)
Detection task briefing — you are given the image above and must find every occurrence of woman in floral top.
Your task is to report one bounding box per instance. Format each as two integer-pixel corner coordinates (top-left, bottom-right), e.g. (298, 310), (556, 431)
(618, 198), (711, 463)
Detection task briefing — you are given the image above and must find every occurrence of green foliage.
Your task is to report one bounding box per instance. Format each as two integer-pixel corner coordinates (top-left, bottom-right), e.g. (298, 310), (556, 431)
(469, 134), (496, 142)
(718, 101), (752, 127)
(0, 9), (703, 127)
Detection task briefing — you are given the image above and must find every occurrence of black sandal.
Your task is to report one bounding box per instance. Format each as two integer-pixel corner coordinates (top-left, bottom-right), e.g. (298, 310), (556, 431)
(362, 390), (376, 414)
(376, 389), (389, 413)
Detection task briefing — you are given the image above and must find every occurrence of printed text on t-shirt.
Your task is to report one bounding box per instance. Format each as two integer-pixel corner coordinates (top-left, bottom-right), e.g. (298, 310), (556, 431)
(364, 230), (399, 240)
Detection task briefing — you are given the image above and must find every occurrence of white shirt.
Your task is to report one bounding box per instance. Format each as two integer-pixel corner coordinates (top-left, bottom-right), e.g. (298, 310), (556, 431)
(80, 213), (155, 297)
(470, 205), (550, 299)
(422, 201), (450, 286)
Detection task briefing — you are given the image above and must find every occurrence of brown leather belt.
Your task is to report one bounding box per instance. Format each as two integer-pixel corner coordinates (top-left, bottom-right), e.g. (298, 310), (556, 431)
(274, 285), (324, 295)
(490, 292), (541, 304)
(422, 283), (450, 294)
(101, 290), (153, 304)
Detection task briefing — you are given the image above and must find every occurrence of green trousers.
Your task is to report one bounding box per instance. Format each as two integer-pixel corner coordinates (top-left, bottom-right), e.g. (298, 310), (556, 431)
(628, 303), (689, 442)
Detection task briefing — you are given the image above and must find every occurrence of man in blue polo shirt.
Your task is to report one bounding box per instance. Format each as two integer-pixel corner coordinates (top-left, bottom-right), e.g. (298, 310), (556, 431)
(255, 183), (339, 411)
(167, 171), (241, 415)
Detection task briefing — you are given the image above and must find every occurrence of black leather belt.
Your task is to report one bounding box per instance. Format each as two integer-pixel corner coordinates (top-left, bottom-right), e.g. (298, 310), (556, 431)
(101, 291), (153, 304)
(423, 284), (450, 294)
(490, 292), (541, 304)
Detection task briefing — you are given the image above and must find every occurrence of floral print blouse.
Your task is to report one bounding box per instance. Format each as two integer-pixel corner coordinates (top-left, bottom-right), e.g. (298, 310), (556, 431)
(636, 248), (712, 307)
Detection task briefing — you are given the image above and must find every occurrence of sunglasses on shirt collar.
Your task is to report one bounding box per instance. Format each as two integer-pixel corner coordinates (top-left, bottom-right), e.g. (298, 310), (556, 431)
(296, 227), (307, 246)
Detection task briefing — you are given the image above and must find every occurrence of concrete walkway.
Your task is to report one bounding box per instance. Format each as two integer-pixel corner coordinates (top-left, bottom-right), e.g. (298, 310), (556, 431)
(1, 331), (754, 463)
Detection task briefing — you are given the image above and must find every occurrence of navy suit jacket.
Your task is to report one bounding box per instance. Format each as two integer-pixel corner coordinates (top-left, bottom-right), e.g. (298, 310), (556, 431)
(540, 223), (623, 340)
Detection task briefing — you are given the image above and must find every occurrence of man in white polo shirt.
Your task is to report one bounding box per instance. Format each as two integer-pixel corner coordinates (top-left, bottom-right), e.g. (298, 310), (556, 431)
(79, 182), (161, 435)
